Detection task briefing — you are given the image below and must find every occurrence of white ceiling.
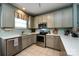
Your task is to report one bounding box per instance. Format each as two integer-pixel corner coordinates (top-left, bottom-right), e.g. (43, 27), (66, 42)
(12, 3), (71, 16)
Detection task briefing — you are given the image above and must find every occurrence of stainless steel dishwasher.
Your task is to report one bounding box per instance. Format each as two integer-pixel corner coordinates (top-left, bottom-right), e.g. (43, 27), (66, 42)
(0, 37), (22, 56)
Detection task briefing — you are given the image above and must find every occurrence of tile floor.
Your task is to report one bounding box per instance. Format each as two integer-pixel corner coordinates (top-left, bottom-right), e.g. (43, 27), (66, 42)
(16, 44), (62, 56)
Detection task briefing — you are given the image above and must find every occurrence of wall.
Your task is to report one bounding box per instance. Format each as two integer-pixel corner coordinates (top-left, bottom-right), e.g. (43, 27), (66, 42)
(77, 5), (79, 27)
(35, 28), (72, 35)
(0, 28), (31, 36)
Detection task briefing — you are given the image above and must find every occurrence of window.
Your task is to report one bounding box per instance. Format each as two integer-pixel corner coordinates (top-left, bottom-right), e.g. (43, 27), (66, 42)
(15, 17), (27, 29)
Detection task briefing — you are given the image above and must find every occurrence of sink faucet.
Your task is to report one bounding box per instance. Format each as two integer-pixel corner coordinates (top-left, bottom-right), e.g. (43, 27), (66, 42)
(21, 31), (24, 35)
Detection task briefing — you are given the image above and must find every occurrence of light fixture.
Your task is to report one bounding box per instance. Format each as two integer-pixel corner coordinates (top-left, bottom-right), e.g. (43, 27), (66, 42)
(23, 8), (25, 10)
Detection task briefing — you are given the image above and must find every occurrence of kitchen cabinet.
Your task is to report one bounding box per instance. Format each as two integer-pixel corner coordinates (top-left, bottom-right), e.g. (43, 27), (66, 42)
(28, 16), (34, 28)
(77, 6), (79, 27)
(62, 8), (73, 27)
(54, 7), (73, 28)
(39, 15), (48, 24)
(46, 35), (61, 50)
(0, 5), (1, 24)
(53, 36), (61, 50)
(34, 7), (73, 28)
(0, 4), (16, 28)
(38, 16), (43, 24)
(42, 15), (47, 23)
(22, 35), (33, 49)
(34, 15), (48, 28)
(46, 13), (55, 28)
(34, 17), (39, 28)
(15, 10), (29, 20)
(54, 10), (63, 28)
(38, 16), (42, 24)
(31, 34), (36, 43)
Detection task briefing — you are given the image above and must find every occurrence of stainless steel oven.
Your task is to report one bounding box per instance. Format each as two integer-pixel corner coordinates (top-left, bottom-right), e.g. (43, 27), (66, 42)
(36, 34), (46, 47)
(36, 23), (49, 47)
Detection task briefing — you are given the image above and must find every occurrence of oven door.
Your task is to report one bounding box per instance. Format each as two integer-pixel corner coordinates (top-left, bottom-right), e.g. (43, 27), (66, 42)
(36, 35), (46, 47)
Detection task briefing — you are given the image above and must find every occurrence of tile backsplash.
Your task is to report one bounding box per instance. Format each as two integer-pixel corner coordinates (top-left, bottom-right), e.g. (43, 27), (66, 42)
(50, 29), (65, 34)
(0, 28), (31, 36)
(35, 28), (72, 35)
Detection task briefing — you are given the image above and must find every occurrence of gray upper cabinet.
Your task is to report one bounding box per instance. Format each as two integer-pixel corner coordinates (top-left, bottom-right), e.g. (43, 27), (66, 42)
(62, 7), (73, 27)
(54, 7), (72, 28)
(28, 16), (34, 28)
(42, 15), (47, 23)
(0, 4), (15, 28)
(33, 7), (73, 28)
(77, 6), (79, 27)
(47, 13), (55, 28)
(38, 16), (43, 24)
(54, 10), (63, 28)
(34, 16), (39, 28)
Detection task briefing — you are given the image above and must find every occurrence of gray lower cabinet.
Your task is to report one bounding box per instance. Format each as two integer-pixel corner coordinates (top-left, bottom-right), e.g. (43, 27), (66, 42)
(46, 35), (67, 55)
(31, 34), (36, 43)
(46, 35), (61, 50)
(22, 35), (33, 49)
(6, 37), (22, 56)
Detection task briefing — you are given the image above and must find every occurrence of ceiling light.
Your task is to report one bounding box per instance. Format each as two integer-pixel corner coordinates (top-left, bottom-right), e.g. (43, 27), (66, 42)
(23, 8), (25, 10)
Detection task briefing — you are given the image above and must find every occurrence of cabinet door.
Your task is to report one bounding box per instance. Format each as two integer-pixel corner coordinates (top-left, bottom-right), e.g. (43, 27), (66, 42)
(62, 8), (72, 27)
(28, 16), (34, 28)
(42, 15), (47, 23)
(53, 36), (61, 50)
(1, 4), (15, 28)
(54, 10), (63, 28)
(46, 35), (55, 48)
(28, 16), (31, 28)
(32, 34), (36, 43)
(22, 36), (29, 49)
(46, 35), (61, 50)
(22, 35), (33, 49)
(38, 16), (43, 24)
(27, 35), (33, 46)
(47, 13), (54, 28)
(34, 17), (39, 28)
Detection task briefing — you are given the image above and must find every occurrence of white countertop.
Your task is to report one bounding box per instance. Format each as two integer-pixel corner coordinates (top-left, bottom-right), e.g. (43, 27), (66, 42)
(60, 34), (79, 56)
(0, 32), (37, 39)
(0, 34), (21, 39)
(46, 33), (60, 36)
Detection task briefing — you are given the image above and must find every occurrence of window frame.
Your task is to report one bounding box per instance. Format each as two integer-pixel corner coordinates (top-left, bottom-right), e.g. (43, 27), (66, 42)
(15, 17), (27, 29)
